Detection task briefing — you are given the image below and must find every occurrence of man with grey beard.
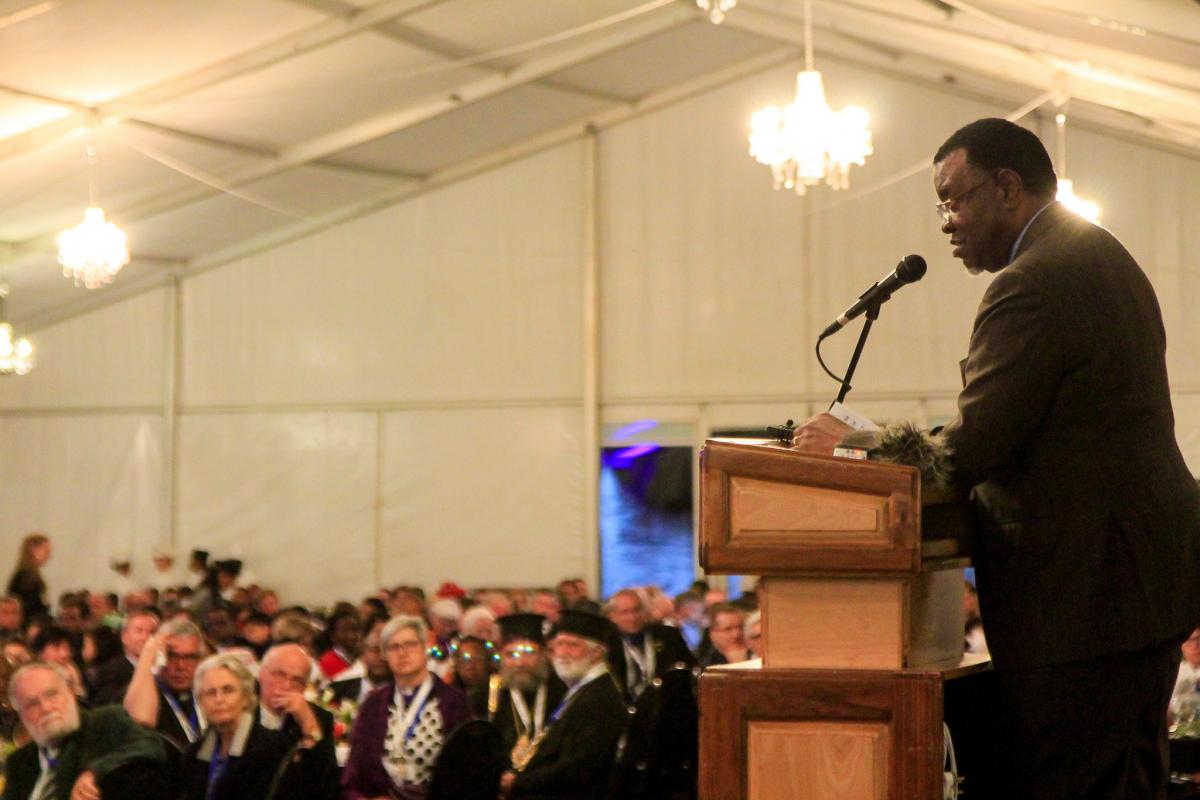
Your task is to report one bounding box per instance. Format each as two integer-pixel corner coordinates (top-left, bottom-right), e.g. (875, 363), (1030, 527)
(2, 662), (170, 800)
(489, 614), (567, 758)
(500, 611), (625, 800)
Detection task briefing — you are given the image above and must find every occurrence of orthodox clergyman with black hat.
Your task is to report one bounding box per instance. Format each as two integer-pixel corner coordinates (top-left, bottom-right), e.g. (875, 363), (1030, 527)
(489, 614), (568, 767)
(499, 610), (625, 800)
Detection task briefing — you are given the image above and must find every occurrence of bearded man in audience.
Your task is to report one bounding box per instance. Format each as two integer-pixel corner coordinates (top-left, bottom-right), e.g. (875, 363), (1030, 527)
(256, 643), (340, 799)
(124, 620), (207, 747)
(500, 610), (625, 799)
(91, 608), (159, 705)
(605, 588), (696, 700)
(3, 662), (171, 800)
(489, 614), (567, 761)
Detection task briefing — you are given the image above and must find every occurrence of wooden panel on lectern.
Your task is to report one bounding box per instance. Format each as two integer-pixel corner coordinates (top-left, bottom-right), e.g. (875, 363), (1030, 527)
(699, 667), (942, 800)
(729, 478), (891, 547)
(747, 720), (888, 800)
(762, 574), (964, 670)
(700, 440), (921, 575)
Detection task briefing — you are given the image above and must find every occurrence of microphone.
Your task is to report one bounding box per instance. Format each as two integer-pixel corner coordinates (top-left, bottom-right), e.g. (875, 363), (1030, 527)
(819, 255), (927, 338)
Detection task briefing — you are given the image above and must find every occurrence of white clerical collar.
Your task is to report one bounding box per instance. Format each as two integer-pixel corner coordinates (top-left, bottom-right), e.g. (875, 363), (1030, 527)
(1008, 201), (1055, 265)
(259, 703), (284, 730)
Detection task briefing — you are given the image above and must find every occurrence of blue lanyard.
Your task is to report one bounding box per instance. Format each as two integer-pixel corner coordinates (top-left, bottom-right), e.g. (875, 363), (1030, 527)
(206, 748), (231, 800)
(398, 690), (433, 741)
(157, 677), (200, 738)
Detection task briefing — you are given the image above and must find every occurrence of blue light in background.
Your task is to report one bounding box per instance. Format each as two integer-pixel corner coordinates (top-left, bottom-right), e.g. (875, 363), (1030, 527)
(610, 419), (658, 441)
(602, 442), (661, 469)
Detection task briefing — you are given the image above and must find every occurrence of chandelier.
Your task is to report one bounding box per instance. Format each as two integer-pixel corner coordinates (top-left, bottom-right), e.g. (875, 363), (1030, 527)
(1053, 111), (1101, 223)
(748, 0), (872, 194)
(57, 138), (129, 289)
(0, 285), (34, 376)
(696, 0), (736, 24)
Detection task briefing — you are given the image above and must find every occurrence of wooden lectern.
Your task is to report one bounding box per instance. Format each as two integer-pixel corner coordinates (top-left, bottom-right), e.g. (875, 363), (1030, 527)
(697, 439), (987, 800)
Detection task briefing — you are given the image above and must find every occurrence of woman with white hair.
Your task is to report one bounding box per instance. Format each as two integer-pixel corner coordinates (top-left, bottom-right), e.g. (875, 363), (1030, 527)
(341, 615), (472, 800)
(179, 654), (310, 800)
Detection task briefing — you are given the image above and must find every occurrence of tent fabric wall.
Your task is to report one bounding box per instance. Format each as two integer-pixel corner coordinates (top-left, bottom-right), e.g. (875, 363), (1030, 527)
(3, 57), (1200, 603)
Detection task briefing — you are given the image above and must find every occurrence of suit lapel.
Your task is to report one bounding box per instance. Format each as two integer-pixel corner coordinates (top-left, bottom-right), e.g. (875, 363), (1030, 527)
(53, 730), (82, 800)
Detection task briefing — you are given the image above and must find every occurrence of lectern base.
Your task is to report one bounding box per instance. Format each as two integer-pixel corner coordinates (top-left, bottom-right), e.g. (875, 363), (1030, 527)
(700, 659), (989, 800)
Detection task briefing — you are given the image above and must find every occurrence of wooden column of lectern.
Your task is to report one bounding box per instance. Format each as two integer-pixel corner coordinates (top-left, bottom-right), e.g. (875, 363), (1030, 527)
(697, 439), (988, 800)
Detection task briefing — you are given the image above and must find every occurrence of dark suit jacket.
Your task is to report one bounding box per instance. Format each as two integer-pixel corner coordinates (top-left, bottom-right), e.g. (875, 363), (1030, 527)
(509, 670), (626, 800)
(255, 702), (340, 800)
(1, 706), (170, 800)
(154, 685), (200, 749)
(942, 202), (1200, 670)
(607, 624), (697, 699)
(178, 714), (293, 800)
(89, 655), (135, 706)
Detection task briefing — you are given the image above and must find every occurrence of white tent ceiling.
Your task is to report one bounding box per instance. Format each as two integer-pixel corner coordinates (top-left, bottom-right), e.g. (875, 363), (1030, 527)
(1, 0), (1197, 329)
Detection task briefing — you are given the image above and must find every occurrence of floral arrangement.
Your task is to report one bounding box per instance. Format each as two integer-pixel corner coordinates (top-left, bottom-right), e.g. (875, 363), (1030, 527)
(316, 688), (360, 745)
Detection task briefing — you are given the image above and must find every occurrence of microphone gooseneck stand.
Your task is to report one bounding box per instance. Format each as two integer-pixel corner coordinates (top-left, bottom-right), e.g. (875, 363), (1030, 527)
(816, 297), (883, 409)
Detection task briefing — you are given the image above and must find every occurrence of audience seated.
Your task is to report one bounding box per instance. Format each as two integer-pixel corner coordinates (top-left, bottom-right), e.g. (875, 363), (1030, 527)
(1, 544), (732, 800)
(90, 608), (159, 705)
(699, 603), (751, 667)
(317, 607), (362, 680)
(125, 620), (208, 747)
(4, 661), (172, 800)
(604, 588), (697, 700)
(488, 613), (567, 759)
(328, 619), (391, 705)
(255, 644), (340, 798)
(342, 615), (472, 800)
(448, 636), (496, 718)
(0, 597), (22, 639)
(179, 653), (331, 800)
(500, 610), (626, 799)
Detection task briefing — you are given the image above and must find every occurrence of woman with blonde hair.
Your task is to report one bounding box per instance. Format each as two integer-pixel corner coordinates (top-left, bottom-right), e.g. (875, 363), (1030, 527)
(5, 533), (50, 623)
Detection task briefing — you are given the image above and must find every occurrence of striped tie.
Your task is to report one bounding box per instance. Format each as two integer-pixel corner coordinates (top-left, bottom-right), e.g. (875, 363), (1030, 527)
(37, 748), (58, 800)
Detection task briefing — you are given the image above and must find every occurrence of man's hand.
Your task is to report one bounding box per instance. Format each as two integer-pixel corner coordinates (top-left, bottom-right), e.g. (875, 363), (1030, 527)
(71, 770), (101, 800)
(791, 413), (854, 455)
(277, 691), (320, 741)
(499, 770), (517, 795)
(138, 633), (167, 669)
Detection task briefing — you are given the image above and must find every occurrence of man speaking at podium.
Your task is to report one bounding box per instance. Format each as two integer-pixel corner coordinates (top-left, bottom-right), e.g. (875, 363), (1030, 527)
(796, 118), (1200, 799)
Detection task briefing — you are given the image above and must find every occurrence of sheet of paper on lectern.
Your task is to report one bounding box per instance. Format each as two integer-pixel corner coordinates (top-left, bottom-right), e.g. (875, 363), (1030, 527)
(828, 402), (880, 432)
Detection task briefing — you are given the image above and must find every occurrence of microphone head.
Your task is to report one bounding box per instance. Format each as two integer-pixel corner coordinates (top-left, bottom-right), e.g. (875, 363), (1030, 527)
(897, 254), (927, 283)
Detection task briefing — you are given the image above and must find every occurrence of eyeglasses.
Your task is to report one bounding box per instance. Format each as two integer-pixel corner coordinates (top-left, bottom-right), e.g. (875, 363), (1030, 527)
(264, 667), (308, 690)
(385, 639), (424, 654)
(501, 645), (539, 660)
(935, 174), (995, 223)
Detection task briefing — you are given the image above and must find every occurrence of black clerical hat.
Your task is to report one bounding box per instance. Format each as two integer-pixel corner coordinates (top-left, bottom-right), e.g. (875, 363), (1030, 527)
(552, 610), (614, 645)
(497, 613), (549, 646)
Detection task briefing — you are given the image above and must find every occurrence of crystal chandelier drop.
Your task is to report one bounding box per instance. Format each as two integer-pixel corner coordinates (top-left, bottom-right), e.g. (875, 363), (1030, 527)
(696, 0), (736, 24)
(0, 285), (34, 376)
(1053, 112), (1101, 224)
(748, 0), (872, 194)
(57, 139), (129, 289)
